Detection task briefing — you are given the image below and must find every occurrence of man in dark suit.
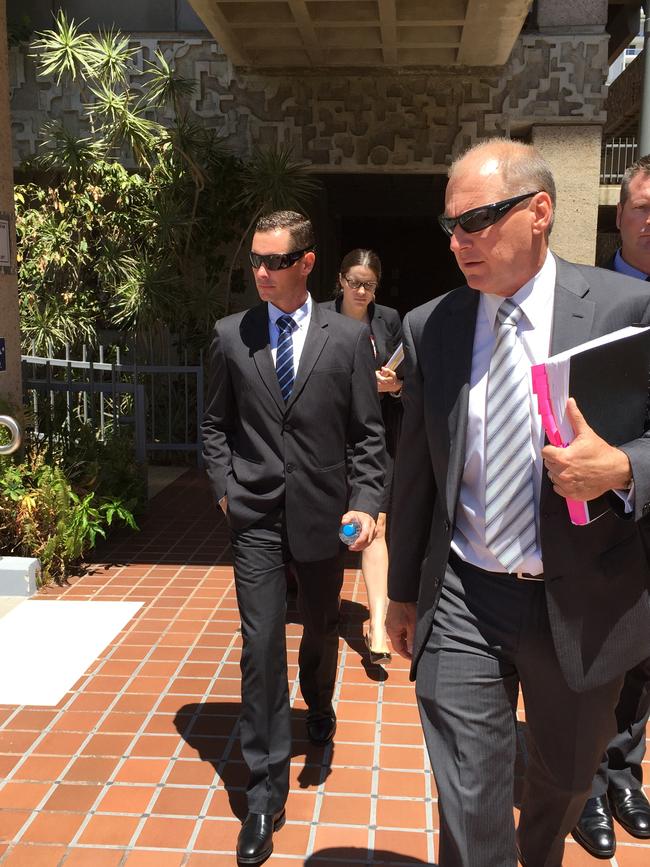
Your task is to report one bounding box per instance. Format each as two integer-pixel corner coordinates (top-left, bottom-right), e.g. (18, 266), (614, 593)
(386, 139), (650, 867)
(572, 155), (650, 858)
(201, 210), (385, 865)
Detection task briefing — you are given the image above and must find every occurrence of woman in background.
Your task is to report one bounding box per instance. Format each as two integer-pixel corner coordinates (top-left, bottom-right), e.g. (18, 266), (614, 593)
(322, 249), (402, 665)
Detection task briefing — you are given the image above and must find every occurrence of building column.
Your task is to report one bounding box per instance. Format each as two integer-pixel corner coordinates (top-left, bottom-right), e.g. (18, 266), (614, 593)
(532, 124), (602, 265)
(0, 0), (21, 407)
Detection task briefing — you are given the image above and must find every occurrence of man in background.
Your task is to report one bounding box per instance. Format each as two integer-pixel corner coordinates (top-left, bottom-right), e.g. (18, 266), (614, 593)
(572, 156), (650, 859)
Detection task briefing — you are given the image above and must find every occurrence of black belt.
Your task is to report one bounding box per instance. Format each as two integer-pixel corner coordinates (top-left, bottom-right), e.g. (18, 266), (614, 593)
(449, 550), (544, 583)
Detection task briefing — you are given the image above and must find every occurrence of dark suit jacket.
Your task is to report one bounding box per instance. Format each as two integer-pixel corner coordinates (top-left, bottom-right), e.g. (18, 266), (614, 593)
(201, 300), (386, 562)
(320, 299), (403, 369)
(321, 298), (403, 454)
(388, 255), (650, 692)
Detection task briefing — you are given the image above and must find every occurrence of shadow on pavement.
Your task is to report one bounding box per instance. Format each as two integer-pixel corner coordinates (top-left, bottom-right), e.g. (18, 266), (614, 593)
(173, 701), (337, 820)
(304, 849), (433, 865)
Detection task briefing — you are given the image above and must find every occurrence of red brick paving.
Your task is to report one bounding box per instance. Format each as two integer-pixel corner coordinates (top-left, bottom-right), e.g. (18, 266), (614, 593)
(0, 469), (648, 865)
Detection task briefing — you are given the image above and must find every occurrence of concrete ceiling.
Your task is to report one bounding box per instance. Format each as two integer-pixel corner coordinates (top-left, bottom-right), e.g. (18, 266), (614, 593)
(187, 0), (533, 68)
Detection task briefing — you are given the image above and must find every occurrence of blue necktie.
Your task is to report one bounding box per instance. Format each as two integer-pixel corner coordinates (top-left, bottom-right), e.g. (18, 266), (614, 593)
(276, 314), (297, 402)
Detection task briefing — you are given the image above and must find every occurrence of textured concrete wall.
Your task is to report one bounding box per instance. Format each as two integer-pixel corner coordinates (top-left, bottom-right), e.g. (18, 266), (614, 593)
(532, 124), (602, 264)
(9, 27), (608, 282)
(0, 0), (21, 407)
(10, 30), (609, 171)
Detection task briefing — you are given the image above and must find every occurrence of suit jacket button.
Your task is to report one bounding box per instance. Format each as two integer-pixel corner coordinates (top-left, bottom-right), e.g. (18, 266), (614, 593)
(444, 519), (450, 532)
(286, 463), (295, 473)
(643, 503), (650, 516)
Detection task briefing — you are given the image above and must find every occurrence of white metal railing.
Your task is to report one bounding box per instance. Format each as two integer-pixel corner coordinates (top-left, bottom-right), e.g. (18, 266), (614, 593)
(601, 136), (638, 185)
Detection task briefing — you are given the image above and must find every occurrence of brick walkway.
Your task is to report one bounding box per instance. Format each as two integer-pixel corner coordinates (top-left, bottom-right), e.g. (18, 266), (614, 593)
(0, 470), (648, 866)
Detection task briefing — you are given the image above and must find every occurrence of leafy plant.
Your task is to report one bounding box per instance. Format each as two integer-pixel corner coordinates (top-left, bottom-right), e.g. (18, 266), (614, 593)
(0, 428), (143, 584)
(30, 11), (96, 84)
(16, 10), (321, 359)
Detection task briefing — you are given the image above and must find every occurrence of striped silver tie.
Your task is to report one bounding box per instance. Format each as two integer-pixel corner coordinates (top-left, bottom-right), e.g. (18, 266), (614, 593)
(484, 299), (537, 572)
(276, 314), (296, 402)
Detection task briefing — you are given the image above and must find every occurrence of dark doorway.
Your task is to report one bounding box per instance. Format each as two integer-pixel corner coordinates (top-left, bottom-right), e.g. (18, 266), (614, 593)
(309, 173), (464, 316)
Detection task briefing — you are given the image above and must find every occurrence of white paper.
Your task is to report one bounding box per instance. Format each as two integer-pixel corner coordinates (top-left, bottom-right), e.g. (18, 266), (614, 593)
(543, 326), (650, 445)
(384, 342), (404, 372)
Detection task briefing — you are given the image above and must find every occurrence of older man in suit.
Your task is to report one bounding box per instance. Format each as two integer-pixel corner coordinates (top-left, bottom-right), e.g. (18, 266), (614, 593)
(386, 139), (650, 867)
(202, 210), (385, 865)
(572, 155), (650, 858)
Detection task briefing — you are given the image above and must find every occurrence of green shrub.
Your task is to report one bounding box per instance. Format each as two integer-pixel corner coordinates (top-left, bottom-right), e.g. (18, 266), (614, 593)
(0, 428), (143, 584)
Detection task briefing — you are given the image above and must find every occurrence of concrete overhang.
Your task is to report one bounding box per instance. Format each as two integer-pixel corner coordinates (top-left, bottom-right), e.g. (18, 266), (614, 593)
(187, 0), (533, 68)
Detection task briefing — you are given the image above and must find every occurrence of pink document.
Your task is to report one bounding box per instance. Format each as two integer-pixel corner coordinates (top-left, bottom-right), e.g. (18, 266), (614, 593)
(531, 364), (590, 525)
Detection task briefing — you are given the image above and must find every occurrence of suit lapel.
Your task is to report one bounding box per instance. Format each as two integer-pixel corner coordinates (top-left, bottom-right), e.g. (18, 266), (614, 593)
(549, 256), (595, 355)
(247, 304), (286, 414)
(286, 303), (329, 409)
(441, 289), (479, 513)
(540, 256), (596, 510)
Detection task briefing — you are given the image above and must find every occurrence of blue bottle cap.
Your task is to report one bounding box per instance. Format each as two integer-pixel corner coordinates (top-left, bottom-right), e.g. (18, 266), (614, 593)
(341, 523), (357, 537)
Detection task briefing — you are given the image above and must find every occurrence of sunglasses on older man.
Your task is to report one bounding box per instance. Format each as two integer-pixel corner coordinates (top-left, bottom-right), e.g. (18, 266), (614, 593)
(438, 191), (540, 237)
(249, 246), (314, 271)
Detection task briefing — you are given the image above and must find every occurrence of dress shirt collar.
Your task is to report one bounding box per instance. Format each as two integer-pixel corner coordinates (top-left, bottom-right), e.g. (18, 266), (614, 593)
(481, 249), (556, 333)
(268, 293), (311, 330)
(613, 248), (649, 280)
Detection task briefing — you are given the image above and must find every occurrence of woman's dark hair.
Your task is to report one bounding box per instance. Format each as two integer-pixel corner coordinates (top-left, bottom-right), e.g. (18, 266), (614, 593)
(335, 248), (382, 296)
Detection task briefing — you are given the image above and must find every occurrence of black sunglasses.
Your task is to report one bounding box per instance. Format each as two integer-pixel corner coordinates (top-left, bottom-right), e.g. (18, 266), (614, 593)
(249, 246), (314, 271)
(438, 191), (540, 237)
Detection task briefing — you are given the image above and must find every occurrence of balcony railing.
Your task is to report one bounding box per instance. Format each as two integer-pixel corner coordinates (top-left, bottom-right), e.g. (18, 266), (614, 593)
(601, 136), (638, 184)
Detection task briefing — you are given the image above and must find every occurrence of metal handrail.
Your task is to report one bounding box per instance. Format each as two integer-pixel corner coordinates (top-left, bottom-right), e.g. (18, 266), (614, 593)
(0, 415), (21, 455)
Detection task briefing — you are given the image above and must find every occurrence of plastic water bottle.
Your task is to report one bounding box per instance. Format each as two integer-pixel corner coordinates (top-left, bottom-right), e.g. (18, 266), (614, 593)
(339, 520), (361, 545)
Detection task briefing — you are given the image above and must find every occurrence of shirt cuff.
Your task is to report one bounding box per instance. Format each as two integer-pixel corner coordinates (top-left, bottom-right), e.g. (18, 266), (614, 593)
(613, 481), (635, 514)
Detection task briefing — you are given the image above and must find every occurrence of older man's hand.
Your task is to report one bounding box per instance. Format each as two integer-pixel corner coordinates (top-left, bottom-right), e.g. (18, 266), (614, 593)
(542, 398), (633, 500)
(386, 600), (417, 660)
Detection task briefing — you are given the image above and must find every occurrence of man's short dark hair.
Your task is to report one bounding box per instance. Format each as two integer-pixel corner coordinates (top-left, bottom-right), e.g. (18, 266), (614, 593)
(620, 155), (650, 204)
(255, 210), (315, 251)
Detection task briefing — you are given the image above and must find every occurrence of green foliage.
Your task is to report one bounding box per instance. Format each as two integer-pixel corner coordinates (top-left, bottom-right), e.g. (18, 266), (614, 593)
(0, 428), (144, 584)
(30, 11), (96, 84)
(16, 11), (321, 357)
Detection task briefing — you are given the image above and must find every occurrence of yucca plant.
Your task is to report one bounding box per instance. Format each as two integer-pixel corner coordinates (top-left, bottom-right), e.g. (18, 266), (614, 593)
(19, 11), (321, 354)
(145, 49), (196, 113)
(89, 27), (137, 86)
(30, 10), (95, 84)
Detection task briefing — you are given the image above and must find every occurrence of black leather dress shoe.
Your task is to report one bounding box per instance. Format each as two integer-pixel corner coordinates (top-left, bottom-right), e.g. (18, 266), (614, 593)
(236, 809), (285, 864)
(609, 786), (650, 838)
(571, 794), (616, 859)
(306, 715), (337, 745)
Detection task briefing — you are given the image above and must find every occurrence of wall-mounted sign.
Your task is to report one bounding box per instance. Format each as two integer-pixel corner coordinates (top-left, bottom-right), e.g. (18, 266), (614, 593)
(0, 338), (5, 372)
(0, 213), (13, 275)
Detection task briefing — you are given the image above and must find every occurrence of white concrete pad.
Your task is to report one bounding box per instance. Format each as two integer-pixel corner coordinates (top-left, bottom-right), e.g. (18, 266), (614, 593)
(0, 600), (142, 706)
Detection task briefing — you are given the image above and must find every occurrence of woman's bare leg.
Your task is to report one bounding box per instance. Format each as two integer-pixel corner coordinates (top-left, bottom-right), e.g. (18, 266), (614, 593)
(361, 512), (390, 654)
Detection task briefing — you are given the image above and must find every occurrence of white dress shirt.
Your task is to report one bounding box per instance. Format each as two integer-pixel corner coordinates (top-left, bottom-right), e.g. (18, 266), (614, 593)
(268, 294), (312, 371)
(451, 251), (556, 575)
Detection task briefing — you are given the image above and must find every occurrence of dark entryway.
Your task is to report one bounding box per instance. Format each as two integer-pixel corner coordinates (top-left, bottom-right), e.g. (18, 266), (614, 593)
(309, 173), (464, 317)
